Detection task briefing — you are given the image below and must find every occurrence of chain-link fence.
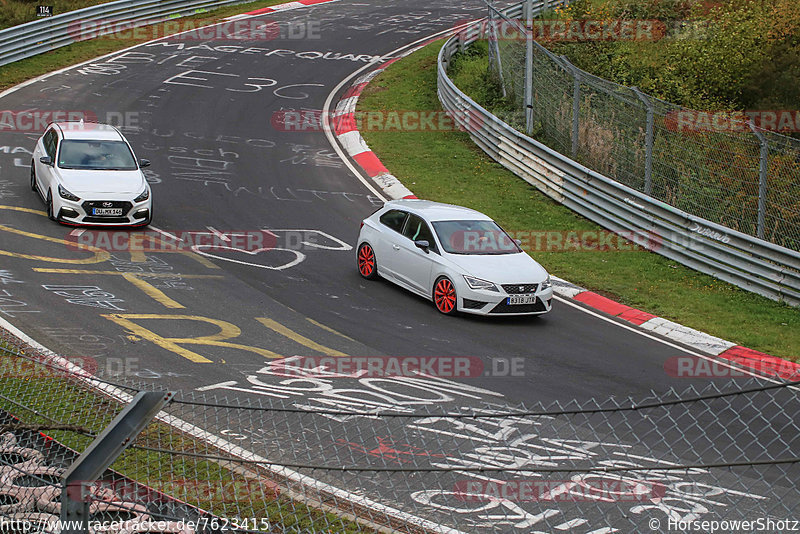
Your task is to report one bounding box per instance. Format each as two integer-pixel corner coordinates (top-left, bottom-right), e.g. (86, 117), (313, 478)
(484, 1), (800, 251)
(2, 324), (800, 532)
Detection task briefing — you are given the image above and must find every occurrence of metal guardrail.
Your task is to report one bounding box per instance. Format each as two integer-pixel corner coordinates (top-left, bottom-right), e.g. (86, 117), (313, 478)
(0, 0), (258, 67)
(438, 0), (800, 307)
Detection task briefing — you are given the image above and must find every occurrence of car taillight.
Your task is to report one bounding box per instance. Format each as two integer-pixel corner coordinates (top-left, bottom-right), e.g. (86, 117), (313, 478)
(360, 221), (364, 229)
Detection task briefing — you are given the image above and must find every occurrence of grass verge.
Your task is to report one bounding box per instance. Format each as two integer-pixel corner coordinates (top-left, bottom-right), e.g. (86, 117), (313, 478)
(356, 40), (800, 360)
(0, 0), (287, 91)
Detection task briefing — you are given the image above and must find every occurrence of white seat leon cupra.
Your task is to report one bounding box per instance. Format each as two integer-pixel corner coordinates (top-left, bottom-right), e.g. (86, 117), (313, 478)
(31, 121), (152, 226)
(357, 200), (553, 316)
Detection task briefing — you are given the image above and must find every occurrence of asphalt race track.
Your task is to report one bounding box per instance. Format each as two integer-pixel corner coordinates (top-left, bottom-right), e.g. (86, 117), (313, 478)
(0, 1), (794, 532)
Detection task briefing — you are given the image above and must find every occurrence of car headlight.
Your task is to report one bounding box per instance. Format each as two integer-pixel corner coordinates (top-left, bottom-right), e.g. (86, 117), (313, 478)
(540, 275), (552, 290)
(133, 187), (150, 203)
(58, 184), (80, 201)
(463, 275), (499, 292)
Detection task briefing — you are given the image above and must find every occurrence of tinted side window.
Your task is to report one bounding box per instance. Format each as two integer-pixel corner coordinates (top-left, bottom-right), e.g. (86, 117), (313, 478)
(402, 214), (437, 251)
(43, 130), (57, 158)
(379, 210), (408, 233)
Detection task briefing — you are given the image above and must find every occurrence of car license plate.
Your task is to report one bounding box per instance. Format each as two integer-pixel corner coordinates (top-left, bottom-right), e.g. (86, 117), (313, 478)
(507, 294), (536, 305)
(92, 208), (122, 216)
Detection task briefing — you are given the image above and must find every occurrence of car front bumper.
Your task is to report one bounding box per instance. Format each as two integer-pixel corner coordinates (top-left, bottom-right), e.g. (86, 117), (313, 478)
(56, 197), (151, 227)
(455, 283), (554, 316)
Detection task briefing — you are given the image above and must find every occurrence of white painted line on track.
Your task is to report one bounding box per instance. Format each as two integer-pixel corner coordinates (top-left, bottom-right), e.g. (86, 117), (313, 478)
(206, 226), (230, 242)
(149, 225), (183, 242)
(555, 295), (800, 391)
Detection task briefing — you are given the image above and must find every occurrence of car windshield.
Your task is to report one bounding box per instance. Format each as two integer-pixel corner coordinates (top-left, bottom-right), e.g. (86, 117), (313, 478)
(58, 140), (137, 170)
(432, 220), (521, 255)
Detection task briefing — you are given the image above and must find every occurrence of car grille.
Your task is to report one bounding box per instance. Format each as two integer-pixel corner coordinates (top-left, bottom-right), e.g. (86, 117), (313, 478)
(502, 283), (538, 294)
(490, 299), (548, 314)
(82, 200), (133, 217)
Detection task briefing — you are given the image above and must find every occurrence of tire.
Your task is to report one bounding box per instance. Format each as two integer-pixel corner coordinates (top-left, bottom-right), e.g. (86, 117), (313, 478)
(30, 162), (37, 192)
(46, 191), (55, 221)
(357, 242), (379, 280)
(433, 276), (458, 315)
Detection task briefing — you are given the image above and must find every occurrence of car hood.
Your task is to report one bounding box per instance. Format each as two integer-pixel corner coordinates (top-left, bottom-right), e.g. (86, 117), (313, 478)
(57, 168), (145, 194)
(446, 251), (548, 284)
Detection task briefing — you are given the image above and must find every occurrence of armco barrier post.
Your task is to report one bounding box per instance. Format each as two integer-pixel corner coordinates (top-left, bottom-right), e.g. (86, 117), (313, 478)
(748, 120), (769, 240)
(632, 86), (654, 195)
(61, 391), (174, 534)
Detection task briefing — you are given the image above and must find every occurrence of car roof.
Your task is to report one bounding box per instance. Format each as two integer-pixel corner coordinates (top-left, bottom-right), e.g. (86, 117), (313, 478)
(384, 199), (492, 222)
(52, 122), (125, 141)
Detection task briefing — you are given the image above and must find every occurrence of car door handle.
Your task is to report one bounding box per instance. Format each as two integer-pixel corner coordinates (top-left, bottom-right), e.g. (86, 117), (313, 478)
(393, 245), (400, 250)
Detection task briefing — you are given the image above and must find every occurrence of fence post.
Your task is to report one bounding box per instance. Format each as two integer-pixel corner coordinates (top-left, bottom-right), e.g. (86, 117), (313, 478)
(632, 87), (654, 195)
(487, 1), (495, 71)
(748, 120), (769, 239)
(524, 0), (534, 134)
(61, 391), (174, 534)
(487, 1), (506, 97)
(559, 56), (580, 158)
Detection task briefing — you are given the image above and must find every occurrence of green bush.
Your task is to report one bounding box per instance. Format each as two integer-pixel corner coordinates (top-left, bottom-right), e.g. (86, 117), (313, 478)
(546, 0), (800, 114)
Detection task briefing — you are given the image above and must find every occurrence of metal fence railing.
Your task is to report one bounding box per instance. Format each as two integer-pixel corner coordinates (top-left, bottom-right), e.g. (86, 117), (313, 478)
(0, 0), (259, 67)
(2, 314), (800, 532)
(440, 0), (800, 306)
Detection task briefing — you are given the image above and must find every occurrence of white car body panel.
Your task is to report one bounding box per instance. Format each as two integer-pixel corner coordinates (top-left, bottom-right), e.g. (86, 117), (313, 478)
(357, 200), (554, 316)
(31, 122), (152, 226)
(57, 168), (145, 195)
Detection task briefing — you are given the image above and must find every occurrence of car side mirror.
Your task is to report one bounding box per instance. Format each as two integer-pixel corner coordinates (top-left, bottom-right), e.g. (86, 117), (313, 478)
(139, 159), (151, 168)
(39, 156), (53, 166)
(414, 239), (430, 252)
(514, 239), (522, 246)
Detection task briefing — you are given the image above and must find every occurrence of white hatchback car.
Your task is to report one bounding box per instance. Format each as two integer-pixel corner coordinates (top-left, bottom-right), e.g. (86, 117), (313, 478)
(357, 200), (553, 316)
(31, 121), (152, 226)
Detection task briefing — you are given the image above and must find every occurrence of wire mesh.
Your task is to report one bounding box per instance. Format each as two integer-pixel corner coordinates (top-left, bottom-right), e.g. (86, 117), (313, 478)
(486, 1), (800, 251)
(1, 323), (799, 533)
